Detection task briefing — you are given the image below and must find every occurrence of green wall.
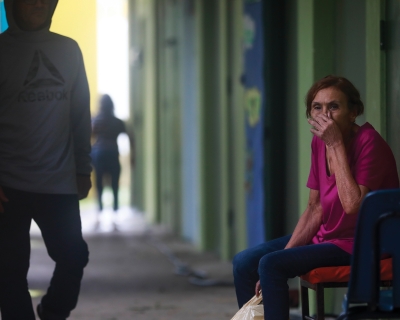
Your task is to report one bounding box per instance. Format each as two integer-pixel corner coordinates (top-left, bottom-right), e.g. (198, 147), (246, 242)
(366, 0), (386, 136)
(196, 0), (222, 252)
(156, 0), (183, 233)
(230, 0), (247, 254)
(128, 0), (159, 223)
(297, 0), (314, 218)
(196, 0), (247, 258)
(129, 0), (247, 259)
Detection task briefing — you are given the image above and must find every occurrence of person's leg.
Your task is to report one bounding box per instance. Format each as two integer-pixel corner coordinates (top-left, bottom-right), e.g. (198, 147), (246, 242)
(33, 194), (89, 319)
(232, 235), (291, 308)
(110, 159), (121, 211)
(0, 187), (35, 320)
(91, 150), (104, 211)
(94, 166), (104, 211)
(259, 243), (351, 320)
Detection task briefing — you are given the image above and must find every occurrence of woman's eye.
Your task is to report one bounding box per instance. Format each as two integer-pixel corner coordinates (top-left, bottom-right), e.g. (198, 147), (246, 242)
(313, 105), (321, 110)
(329, 104), (338, 110)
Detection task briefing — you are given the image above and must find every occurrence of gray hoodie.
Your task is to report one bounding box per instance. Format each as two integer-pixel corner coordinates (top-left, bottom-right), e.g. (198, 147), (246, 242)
(0, 0), (92, 194)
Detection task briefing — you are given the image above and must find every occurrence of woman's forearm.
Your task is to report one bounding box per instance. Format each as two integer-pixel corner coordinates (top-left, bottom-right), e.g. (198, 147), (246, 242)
(285, 190), (323, 249)
(328, 143), (363, 214)
(285, 210), (321, 249)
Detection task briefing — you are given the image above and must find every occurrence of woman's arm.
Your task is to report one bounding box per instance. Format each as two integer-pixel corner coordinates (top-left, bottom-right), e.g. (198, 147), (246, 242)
(285, 189), (323, 249)
(308, 112), (369, 214)
(327, 144), (369, 214)
(255, 189), (322, 296)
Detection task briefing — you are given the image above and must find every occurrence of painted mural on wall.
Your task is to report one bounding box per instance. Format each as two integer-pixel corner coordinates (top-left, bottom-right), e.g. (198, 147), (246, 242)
(245, 88), (261, 127)
(243, 0), (265, 248)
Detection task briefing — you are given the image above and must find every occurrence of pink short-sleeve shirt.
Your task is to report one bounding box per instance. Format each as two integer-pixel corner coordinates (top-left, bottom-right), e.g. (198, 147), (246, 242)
(307, 122), (399, 254)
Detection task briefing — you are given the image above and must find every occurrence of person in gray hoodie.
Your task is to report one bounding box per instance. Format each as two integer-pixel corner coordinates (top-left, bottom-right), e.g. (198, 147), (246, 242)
(0, 0), (92, 319)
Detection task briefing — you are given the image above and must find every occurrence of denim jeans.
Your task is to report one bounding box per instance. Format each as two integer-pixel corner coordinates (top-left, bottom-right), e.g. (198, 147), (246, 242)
(232, 235), (351, 320)
(91, 148), (121, 211)
(0, 187), (89, 320)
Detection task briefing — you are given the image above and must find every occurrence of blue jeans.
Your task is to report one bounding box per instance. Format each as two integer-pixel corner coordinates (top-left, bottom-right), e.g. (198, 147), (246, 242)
(91, 148), (121, 211)
(232, 235), (351, 320)
(0, 187), (89, 320)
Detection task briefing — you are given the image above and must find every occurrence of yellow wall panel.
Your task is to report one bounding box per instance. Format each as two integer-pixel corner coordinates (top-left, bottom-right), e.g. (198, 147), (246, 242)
(51, 0), (98, 112)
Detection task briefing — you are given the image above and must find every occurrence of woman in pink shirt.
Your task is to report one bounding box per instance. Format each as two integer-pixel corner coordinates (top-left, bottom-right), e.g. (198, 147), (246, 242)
(233, 75), (399, 319)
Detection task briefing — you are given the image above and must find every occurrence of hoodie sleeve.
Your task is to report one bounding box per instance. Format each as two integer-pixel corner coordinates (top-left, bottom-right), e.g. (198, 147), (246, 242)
(70, 44), (92, 176)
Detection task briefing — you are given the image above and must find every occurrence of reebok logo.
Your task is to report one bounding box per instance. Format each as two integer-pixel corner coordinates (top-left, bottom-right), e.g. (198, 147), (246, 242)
(18, 50), (69, 103)
(18, 90), (68, 103)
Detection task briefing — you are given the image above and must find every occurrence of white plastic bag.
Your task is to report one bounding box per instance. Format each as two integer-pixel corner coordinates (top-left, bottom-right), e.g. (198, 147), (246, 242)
(231, 293), (264, 320)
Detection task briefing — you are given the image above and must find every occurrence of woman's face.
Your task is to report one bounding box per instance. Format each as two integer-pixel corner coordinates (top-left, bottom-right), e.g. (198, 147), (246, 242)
(310, 87), (357, 134)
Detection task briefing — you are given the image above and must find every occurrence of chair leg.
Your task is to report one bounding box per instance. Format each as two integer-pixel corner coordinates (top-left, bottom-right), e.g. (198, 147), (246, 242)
(301, 284), (310, 319)
(316, 284), (325, 320)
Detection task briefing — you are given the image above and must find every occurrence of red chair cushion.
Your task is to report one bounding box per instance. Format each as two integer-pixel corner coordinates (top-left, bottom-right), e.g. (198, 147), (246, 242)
(301, 258), (393, 284)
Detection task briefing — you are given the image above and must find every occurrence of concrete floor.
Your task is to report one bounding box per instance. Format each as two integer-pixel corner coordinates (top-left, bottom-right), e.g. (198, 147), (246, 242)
(28, 207), (239, 320)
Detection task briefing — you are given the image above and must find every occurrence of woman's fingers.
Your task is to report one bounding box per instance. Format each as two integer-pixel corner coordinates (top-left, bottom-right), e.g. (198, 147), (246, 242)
(309, 113), (333, 131)
(316, 113), (331, 123)
(308, 117), (318, 127)
(308, 118), (323, 133)
(255, 280), (262, 297)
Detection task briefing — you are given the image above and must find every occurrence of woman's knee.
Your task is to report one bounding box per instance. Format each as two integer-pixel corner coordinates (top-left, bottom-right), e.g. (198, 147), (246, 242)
(258, 252), (285, 277)
(232, 251), (246, 275)
(232, 251), (243, 271)
(232, 249), (257, 276)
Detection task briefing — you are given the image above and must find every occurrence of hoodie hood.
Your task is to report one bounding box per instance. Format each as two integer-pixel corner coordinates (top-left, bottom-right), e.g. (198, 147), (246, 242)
(4, 0), (58, 35)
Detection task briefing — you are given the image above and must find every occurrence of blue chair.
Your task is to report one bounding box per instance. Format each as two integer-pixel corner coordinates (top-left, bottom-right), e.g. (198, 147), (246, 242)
(337, 189), (400, 319)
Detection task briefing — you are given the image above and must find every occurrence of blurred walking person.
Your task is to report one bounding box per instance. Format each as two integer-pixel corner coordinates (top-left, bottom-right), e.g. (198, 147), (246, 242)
(91, 94), (133, 213)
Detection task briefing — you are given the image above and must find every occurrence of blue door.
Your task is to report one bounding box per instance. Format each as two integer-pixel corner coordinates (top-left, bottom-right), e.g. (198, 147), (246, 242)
(243, 0), (265, 247)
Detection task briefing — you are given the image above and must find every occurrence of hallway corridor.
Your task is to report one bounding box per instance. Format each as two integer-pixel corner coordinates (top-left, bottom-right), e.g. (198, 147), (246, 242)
(28, 207), (237, 320)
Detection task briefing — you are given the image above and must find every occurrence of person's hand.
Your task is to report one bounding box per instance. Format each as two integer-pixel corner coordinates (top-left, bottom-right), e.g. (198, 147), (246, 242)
(76, 175), (92, 200)
(255, 280), (262, 297)
(308, 112), (343, 148)
(0, 186), (9, 213)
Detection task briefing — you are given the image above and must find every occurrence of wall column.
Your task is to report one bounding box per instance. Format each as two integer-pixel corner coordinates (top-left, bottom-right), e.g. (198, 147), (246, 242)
(366, 0), (386, 137)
